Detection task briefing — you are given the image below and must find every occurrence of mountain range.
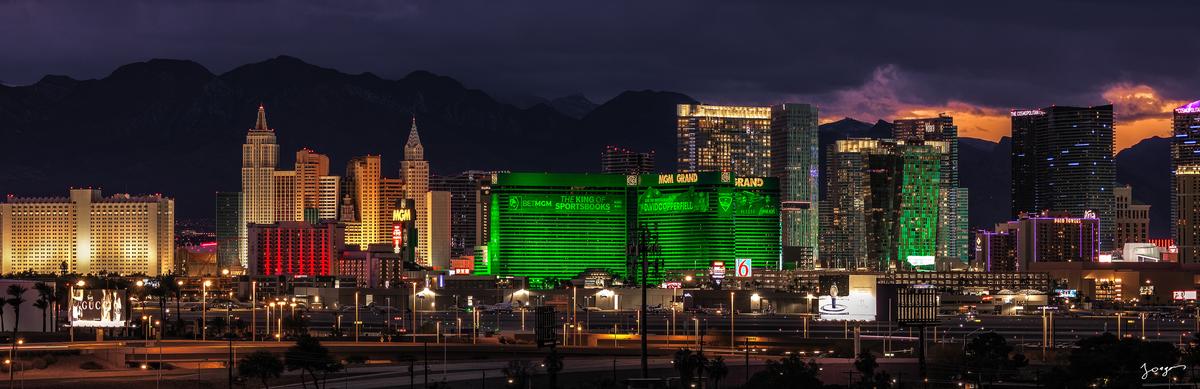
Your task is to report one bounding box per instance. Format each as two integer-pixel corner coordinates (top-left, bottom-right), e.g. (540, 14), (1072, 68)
(0, 56), (1170, 236)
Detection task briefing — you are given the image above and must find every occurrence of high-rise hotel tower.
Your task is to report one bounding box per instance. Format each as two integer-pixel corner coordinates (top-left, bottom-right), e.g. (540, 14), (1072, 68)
(241, 105), (279, 266)
(770, 104), (820, 269)
(401, 118), (432, 266)
(893, 115), (968, 266)
(1011, 105), (1115, 251)
(1, 189), (174, 275)
(677, 104), (772, 177)
(1173, 100), (1200, 263)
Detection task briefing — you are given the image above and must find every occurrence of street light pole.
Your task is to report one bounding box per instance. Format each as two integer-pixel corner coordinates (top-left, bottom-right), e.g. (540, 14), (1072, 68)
(730, 291), (736, 349)
(251, 281), (256, 342)
(202, 280), (211, 341)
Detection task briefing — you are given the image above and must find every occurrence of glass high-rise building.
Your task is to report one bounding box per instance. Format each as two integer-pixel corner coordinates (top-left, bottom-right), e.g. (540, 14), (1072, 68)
(769, 103), (820, 270)
(897, 142), (946, 270)
(893, 115), (967, 265)
(1173, 100), (1200, 263)
(677, 104), (772, 177)
(822, 139), (901, 271)
(822, 139), (945, 271)
(1010, 105), (1115, 251)
(430, 171), (492, 258)
(215, 191), (242, 269)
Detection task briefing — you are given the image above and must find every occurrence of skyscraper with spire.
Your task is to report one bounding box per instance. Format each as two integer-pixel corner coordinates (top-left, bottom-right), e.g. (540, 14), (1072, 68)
(401, 117), (432, 266)
(240, 105), (279, 267)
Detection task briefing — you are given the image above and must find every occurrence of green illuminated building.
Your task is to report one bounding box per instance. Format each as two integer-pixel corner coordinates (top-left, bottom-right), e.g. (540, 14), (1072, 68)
(479, 172), (780, 288)
(897, 142), (946, 271)
(823, 139), (946, 272)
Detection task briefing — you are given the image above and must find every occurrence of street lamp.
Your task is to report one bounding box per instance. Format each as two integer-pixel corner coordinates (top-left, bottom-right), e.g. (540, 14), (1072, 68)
(202, 280), (212, 341)
(7, 338), (22, 387)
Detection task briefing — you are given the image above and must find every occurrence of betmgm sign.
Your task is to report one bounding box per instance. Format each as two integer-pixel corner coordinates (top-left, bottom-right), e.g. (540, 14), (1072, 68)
(70, 289), (129, 328)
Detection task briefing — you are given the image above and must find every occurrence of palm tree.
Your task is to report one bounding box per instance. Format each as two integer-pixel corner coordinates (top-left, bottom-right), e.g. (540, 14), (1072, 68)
(32, 300), (48, 333)
(707, 356), (729, 389)
(7, 284), (27, 340)
(673, 349), (705, 387)
(238, 350), (284, 389)
(33, 282), (53, 332)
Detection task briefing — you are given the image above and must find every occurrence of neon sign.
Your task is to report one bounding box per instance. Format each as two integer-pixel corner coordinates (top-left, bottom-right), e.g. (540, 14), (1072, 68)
(735, 177), (764, 187)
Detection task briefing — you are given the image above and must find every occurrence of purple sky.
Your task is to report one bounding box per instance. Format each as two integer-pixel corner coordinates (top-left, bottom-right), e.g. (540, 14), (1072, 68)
(3, 0), (1199, 144)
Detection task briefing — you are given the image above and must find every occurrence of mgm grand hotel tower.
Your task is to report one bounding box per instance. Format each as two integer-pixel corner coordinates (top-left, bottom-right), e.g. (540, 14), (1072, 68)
(477, 172), (781, 288)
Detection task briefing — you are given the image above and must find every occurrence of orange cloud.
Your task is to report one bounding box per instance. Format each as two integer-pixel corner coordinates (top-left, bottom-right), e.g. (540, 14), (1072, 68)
(813, 66), (1193, 151)
(894, 101), (1010, 142)
(1102, 83), (1186, 150)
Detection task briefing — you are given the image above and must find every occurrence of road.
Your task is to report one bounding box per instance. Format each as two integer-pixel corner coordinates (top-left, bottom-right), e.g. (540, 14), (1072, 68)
(148, 305), (1197, 349)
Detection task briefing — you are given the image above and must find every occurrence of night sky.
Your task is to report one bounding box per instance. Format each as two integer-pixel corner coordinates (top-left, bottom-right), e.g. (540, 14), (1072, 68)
(4, 0), (1199, 149)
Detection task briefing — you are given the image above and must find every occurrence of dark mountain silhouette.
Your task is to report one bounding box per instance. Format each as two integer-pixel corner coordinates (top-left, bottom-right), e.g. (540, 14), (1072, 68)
(1116, 136), (1170, 237)
(548, 94), (598, 119)
(960, 137), (1012, 230)
(581, 90), (697, 171)
(0, 56), (694, 218)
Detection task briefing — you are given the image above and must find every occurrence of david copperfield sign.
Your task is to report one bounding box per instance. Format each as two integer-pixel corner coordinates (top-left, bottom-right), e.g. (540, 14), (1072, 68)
(70, 289), (128, 327)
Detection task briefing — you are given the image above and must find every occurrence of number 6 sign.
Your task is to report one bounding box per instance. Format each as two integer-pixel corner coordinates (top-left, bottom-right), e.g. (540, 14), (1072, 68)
(735, 258), (752, 277)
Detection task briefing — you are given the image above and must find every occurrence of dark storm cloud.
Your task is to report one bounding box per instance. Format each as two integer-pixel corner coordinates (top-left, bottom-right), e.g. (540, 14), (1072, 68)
(3, 0), (1199, 130)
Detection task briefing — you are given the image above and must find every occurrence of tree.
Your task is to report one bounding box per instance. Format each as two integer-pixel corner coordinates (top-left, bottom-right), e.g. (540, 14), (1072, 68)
(285, 335), (340, 389)
(31, 299), (48, 333)
(33, 283), (53, 332)
(854, 352), (878, 387)
(706, 356), (729, 389)
(238, 350), (284, 389)
(502, 359), (539, 389)
(7, 284), (27, 340)
(672, 349), (706, 387)
(964, 331), (1028, 385)
(743, 355), (822, 389)
(210, 316), (228, 338)
(283, 315), (310, 337)
(544, 349), (564, 389)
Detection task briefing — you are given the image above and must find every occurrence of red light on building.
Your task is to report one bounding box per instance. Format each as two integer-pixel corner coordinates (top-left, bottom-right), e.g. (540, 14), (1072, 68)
(248, 221), (344, 277)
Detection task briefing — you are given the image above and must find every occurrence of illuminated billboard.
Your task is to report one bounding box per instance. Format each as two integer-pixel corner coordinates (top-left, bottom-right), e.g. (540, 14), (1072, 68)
(1174, 290), (1198, 301)
(816, 274), (877, 321)
(70, 289), (128, 328)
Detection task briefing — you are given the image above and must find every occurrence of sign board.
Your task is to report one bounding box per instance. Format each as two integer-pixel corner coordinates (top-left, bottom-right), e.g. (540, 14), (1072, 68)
(735, 258), (752, 278)
(1174, 290), (1198, 301)
(662, 281), (681, 289)
(710, 261), (726, 280)
(392, 224), (404, 254)
(896, 286), (939, 326)
(1055, 289), (1078, 298)
(535, 306), (557, 348)
(70, 289), (129, 328)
